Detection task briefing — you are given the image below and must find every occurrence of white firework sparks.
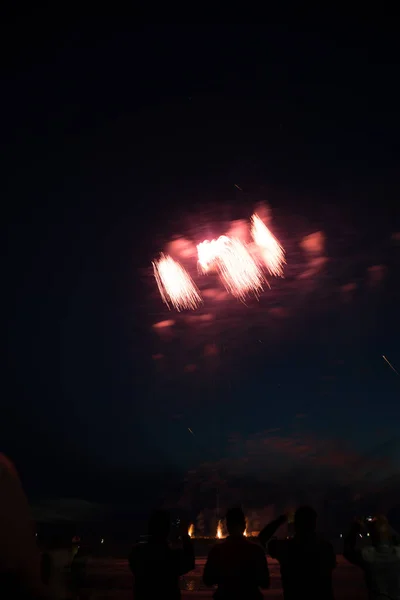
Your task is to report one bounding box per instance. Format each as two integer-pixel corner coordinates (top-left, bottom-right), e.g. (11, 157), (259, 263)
(152, 254), (202, 311)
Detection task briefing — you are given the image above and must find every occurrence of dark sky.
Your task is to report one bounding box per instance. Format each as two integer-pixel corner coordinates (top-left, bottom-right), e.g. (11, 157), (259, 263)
(3, 20), (400, 505)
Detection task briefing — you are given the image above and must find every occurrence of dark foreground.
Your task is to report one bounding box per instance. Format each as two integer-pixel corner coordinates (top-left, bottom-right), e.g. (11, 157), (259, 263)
(80, 555), (367, 599)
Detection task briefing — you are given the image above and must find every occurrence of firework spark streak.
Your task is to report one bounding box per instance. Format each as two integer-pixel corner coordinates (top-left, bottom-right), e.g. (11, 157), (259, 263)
(197, 236), (264, 300)
(217, 237), (264, 299)
(382, 355), (400, 377)
(251, 213), (286, 277)
(152, 254), (202, 311)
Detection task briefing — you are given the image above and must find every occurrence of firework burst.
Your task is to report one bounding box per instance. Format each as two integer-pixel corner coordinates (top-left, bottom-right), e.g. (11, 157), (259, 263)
(251, 213), (286, 277)
(197, 236), (264, 300)
(152, 254), (202, 311)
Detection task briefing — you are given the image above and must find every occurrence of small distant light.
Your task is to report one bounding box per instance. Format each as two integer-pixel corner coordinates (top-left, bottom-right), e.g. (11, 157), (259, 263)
(101, 538), (104, 544)
(340, 534), (343, 538)
(359, 534), (363, 538)
(35, 533), (38, 537)
(367, 532), (370, 537)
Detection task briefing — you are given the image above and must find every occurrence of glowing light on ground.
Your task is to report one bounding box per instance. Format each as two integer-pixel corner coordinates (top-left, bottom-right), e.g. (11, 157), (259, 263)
(188, 523), (194, 538)
(197, 236), (264, 300)
(152, 254), (202, 311)
(152, 320), (175, 329)
(251, 213), (286, 277)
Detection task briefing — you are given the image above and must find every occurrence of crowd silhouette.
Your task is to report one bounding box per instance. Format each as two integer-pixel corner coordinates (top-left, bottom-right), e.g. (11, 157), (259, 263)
(2, 452), (400, 599)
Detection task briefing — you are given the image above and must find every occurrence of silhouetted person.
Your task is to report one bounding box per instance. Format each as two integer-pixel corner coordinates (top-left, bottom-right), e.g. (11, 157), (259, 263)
(70, 540), (90, 600)
(0, 453), (48, 598)
(129, 509), (194, 600)
(41, 534), (76, 599)
(258, 506), (336, 600)
(203, 507), (270, 599)
(344, 516), (400, 600)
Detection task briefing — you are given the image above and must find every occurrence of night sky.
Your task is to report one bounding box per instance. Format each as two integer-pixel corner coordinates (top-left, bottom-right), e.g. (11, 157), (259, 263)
(3, 20), (400, 508)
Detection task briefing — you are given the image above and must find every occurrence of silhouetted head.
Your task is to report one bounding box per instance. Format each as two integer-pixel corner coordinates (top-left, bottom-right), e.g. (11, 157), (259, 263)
(294, 506), (317, 535)
(226, 507), (246, 536)
(148, 509), (170, 540)
(369, 516), (391, 546)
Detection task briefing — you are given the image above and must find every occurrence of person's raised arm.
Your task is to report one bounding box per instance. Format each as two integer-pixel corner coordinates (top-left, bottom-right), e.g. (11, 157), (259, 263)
(258, 514), (287, 549)
(343, 521), (363, 567)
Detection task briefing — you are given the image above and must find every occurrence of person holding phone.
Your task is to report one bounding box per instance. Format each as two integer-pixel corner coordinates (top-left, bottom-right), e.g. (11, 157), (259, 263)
(344, 515), (400, 600)
(258, 507), (336, 600)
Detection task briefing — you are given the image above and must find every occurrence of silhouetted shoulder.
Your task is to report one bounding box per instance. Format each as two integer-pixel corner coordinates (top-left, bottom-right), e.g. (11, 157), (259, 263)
(319, 537), (332, 545)
(206, 542), (222, 559)
(247, 539), (267, 555)
(203, 542), (223, 587)
(316, 537), (336, 568)
(317, 537), (335, 550)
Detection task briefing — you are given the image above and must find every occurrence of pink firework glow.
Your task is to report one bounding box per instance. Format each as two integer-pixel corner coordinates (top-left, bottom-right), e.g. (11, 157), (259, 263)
(197, 236), (264, 300)
(251, 213), (286, 277)
(152, 254), (202, 311)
